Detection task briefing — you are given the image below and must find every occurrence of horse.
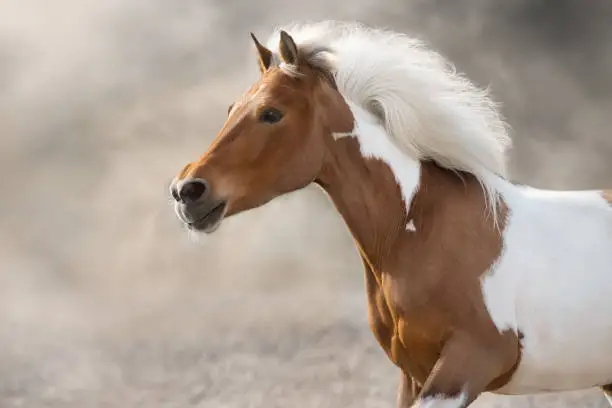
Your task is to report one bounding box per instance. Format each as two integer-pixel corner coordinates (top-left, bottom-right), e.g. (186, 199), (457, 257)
(169, 21), (612, 408)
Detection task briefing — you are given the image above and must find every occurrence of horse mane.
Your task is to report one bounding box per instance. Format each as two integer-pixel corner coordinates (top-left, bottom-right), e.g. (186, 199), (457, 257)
(264, 20), (512, 214)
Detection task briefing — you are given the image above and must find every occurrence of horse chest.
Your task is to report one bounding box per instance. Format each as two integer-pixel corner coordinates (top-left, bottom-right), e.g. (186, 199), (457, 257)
(364, 266), (442, 384)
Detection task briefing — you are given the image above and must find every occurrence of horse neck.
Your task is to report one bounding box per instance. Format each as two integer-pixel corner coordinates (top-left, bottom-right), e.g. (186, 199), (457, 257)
(315, 107), (422, 269)
(315, 107), (499, 272)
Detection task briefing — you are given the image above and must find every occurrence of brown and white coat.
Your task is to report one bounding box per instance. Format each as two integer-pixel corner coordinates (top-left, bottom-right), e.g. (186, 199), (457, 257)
(170, 21), (612, 407)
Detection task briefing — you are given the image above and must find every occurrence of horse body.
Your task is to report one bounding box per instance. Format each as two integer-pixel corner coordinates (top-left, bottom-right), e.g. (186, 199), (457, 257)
(328, 99), (612, 400)
(489, 184), (612, 393)
(169, 21), (612, 407)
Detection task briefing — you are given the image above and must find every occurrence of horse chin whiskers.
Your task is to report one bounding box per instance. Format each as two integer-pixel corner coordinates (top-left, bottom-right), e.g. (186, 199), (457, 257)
(184, 216), (224, 245)
(186, 227), (212, 245)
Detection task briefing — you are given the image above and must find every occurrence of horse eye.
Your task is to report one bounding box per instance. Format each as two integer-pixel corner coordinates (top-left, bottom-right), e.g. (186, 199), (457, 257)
(227, 103), (234, 115)
(259, 108), (284, 124)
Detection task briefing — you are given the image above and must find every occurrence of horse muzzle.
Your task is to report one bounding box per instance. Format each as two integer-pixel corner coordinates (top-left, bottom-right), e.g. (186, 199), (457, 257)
(170, 177), (228, 233)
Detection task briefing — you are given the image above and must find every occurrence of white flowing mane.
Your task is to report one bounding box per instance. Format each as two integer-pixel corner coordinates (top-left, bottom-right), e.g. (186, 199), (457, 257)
(265, 21), (512, 211)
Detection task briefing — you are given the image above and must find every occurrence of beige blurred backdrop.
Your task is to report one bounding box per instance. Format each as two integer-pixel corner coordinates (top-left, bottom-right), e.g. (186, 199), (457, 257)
(1, 0), (611, 407)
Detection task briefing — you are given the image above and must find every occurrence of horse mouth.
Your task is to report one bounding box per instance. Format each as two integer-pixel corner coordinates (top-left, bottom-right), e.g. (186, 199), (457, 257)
(186, 201), (227, 233)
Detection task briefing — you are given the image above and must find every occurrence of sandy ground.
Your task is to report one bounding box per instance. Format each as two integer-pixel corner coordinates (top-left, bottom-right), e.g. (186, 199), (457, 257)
(1, 0), (612, 407)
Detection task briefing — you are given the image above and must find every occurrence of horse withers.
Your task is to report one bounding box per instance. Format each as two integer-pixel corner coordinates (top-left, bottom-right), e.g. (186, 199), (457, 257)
(169, 21), (612, 408)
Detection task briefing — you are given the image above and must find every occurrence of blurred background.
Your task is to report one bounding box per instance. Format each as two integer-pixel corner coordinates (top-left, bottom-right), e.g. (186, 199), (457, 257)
(1, 0), (611, 407)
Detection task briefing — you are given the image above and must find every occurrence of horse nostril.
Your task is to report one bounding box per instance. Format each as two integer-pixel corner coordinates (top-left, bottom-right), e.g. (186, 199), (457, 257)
(178, 179), (208, 203)
(170, 185), (180, 202)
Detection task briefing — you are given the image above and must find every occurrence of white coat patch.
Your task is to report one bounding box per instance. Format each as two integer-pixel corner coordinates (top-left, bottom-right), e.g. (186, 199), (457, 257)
(406, 219), (416, 231)
(332, 101), (422, 216)
(481, 184), (612, 394)
(415, 392), (468, 408)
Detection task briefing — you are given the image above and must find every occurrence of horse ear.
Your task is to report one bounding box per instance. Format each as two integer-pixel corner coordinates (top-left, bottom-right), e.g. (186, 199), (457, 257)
(278, 30), (299, 65)
(250, 32), (272, 73)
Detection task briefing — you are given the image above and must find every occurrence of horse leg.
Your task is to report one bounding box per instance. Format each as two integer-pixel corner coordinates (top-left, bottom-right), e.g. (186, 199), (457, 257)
(602, 384), (612, 406)
(410, 331), (518, 408)
(397, 372), (421, 408)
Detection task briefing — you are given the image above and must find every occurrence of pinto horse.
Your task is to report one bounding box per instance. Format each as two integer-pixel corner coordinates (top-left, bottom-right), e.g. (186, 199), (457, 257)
(170, 21), (612, 408)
